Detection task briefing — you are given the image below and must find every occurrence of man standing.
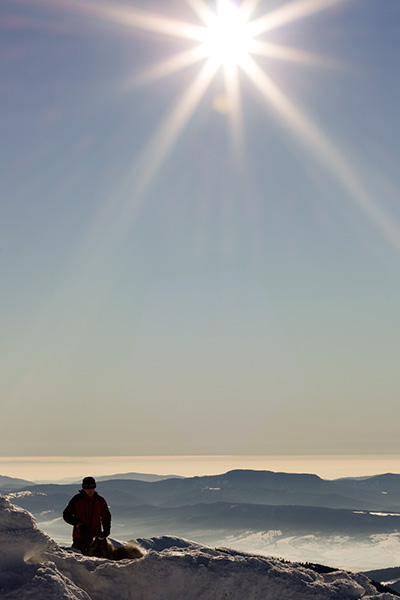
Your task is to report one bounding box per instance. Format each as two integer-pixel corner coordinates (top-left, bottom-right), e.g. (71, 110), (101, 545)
(63, 476), (111, 554)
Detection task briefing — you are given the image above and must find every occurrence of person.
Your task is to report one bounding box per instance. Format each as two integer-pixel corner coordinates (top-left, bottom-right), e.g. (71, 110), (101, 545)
(63, 476), (111, 554)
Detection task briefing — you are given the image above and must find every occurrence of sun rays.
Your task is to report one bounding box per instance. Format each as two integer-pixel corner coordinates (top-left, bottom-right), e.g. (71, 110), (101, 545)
(99, 0), (399, 253)
(24, 0), (400, 249)
(96, 0), (346, 221)
(58, 0), (340, 163)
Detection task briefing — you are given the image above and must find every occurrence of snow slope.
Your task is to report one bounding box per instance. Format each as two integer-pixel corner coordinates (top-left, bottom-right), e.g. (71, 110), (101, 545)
(0, 495), (398, 600)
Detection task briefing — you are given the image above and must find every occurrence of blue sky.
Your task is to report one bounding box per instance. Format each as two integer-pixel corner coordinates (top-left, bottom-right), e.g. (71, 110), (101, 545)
(1, 0), (400, 457)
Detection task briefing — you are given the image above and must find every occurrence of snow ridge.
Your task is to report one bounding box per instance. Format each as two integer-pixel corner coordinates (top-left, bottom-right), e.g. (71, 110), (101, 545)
(0, 495), (398, 600)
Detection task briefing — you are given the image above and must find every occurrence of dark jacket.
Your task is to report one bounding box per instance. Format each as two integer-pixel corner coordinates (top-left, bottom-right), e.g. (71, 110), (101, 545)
(63, 490), (111, 541)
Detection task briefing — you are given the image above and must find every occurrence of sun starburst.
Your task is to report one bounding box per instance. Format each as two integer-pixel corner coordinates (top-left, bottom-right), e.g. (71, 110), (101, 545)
(121, 0), (340, 189)
(50, 0), (400, 252)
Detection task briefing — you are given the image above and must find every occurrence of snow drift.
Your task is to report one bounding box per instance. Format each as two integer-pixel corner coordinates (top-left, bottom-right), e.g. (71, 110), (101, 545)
(0, 494), (398, 600)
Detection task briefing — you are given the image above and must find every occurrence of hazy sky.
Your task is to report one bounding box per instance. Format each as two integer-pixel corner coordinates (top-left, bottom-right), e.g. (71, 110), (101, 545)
(1, 0), (400, 458)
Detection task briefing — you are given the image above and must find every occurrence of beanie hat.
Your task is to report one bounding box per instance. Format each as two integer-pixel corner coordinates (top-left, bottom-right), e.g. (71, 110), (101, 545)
(82, 476), (96, 489)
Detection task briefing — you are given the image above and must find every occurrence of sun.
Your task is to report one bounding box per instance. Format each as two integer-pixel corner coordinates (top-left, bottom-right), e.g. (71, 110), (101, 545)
(198, 1), (253, 69)
(67, 0), (390, 251)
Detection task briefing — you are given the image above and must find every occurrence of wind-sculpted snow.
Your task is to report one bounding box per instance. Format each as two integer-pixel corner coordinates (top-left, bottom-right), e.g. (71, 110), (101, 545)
(0, 496), (56, 567)
(0, 495), (88, 599)
(0, 495), (398, 600)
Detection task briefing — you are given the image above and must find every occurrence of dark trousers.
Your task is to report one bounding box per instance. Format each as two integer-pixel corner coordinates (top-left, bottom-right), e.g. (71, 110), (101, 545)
(72, 537), (92, 555)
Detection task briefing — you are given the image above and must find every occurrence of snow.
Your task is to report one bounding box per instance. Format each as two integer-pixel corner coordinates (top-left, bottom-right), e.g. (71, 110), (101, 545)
(0, 495), (398, 600)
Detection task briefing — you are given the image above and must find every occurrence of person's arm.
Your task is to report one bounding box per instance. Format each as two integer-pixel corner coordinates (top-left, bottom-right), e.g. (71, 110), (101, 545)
(63, 497), (79, 526)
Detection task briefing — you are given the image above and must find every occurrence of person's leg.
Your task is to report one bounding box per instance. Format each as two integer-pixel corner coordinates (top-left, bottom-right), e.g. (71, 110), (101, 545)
(72, 539), (84, 551)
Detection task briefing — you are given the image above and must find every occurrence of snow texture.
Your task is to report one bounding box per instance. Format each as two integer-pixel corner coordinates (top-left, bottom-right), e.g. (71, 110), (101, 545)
(0, 495), (398, 600)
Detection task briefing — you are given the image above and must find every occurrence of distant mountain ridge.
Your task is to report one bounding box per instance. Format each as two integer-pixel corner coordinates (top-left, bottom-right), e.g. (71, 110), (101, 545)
(5, 468), (400, 511)
(363, 567), (400, 594)
(96, 471), (184, 483)
(91, 469), (400, 511)
(0, 475), (35, 491)
(49, 472), (184, 485)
